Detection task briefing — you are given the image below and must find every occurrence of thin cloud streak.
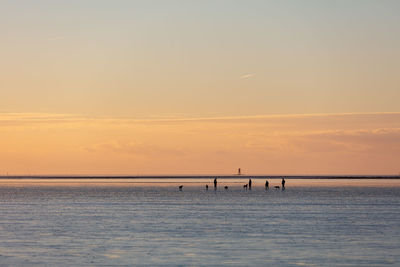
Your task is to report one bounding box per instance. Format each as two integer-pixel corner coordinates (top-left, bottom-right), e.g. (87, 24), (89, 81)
(240, 73), (255, 79)
(1, 112), (400, 126)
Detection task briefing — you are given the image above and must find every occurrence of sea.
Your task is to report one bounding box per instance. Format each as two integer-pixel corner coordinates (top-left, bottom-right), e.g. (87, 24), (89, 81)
(0, 177), (399, 266)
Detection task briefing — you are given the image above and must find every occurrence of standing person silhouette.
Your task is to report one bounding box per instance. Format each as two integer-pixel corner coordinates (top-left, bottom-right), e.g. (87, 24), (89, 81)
(248, 178), (252, 190)
(214, 178), (217, 189)
(282, 178), (286, 189)
(265, 180), (269, 189)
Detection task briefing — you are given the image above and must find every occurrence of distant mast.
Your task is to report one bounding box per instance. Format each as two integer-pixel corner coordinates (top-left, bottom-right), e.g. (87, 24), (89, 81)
(238, 168), (241, 175)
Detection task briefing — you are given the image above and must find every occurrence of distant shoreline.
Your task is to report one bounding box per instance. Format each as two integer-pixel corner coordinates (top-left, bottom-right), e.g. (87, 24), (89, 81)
(0, 175), (399, 179)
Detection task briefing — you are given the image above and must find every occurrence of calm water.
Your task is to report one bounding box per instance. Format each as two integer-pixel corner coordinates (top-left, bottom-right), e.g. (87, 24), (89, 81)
(0, 178), (399, 266)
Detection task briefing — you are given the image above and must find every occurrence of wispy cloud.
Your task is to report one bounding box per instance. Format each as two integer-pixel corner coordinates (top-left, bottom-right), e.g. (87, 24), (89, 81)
(0, 113), (85, 126)
(298, 128), (400, 153)
(1, 112), (400, 126)
(240, 73), (255, 79)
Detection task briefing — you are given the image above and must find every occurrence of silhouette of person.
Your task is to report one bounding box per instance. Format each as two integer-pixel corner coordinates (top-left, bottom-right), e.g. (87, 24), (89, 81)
(214, 178), (217, 189)
(248, 178), (252, 189)
(265, 180), (269, 189)
(206, 185), (208, 190)
(282, 178), (285, 188)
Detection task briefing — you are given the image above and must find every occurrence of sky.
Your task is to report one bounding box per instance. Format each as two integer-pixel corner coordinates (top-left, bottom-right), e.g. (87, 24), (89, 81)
(1, 1), (399, 175)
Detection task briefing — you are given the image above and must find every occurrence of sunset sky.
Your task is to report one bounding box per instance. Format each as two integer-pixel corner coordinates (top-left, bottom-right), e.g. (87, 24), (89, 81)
(1, 1), (399, 175)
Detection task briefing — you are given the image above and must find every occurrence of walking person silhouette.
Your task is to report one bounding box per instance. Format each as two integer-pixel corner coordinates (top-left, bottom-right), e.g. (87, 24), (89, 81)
(214, 178), (217, 189)
(248, 178), (252, 190)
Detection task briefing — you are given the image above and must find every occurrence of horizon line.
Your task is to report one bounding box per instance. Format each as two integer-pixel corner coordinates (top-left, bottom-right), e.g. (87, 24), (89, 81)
(1, 174), (400, 179)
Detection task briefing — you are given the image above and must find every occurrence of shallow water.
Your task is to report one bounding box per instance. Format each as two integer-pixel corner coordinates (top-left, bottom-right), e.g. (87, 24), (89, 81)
(0, 179), (399, 266)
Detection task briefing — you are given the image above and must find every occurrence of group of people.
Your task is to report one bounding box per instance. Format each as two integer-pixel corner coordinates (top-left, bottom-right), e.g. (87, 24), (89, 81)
(265, 178), (285, 189)
(209, 178), (286, 190)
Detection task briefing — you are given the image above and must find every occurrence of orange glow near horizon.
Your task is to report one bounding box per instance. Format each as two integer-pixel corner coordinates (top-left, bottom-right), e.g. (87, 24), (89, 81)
(1, 112), (399, 175)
